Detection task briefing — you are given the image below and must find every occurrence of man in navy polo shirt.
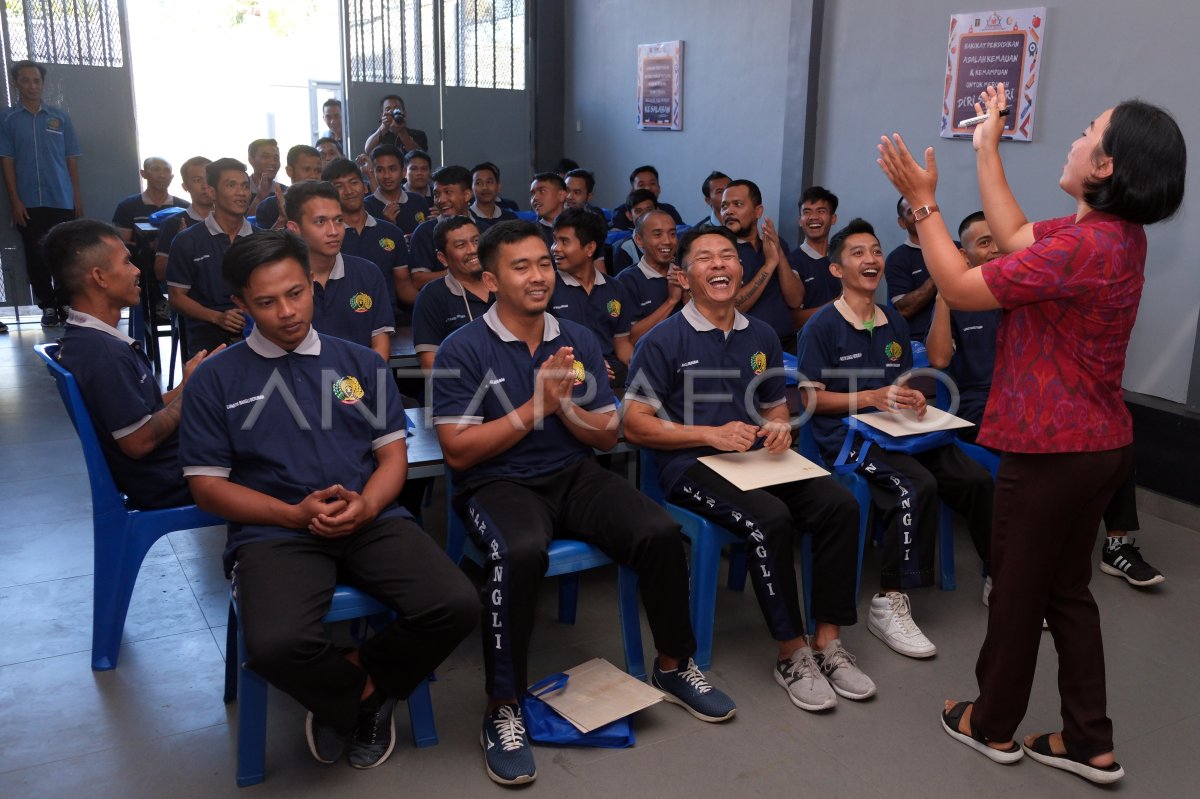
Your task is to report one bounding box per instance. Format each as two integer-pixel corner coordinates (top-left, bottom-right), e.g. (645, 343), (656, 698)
(694, 170), (730, 228)
(789, 185), (842, 329)
(528, 171), (567, 252)
(610, 165), (685, 231)
(721, 179), (803, 351)
(412, 216), (492, 370)
(1, 60), (83, 327)
(549, 208), (632, 390)
(402, 149), (434, 203)
(615, 208), (684, 344)
(166, 157), (255, 358)
(611, 189), (658, 274)
(180, 230), (477, 771)
(624, 225), (873, 715)
(409, 165), (474, 287)
(48, 219), (217, 508)
(285, 181), (394, 361)
(111, 156), (187, 322)
(432, 220), (734, 786)
(563, 168), (607, 220)
(154, 156), (213, 281)
(363, 145), (429, 236)
(254, 144), (323, 230)
(469, 162), (518, 231)
(246, 138), (281, 215)
(885, 197), (937, 342)
(324, 158), (415, 320)
(797, 218), (992, 660)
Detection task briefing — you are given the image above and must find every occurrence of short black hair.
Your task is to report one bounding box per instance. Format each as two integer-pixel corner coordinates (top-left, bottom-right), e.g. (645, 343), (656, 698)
(800, 185), (839, 215)
(829, 218), (879, 265)
(629, 165), (659, 184)
(247, 138), (278, 161)
(315, 137), (341, 153)
(701, 170), (729, 198)
(896, 196), (910, 218)
(471, 161), (501, 182)
(553, 207), (607, 252)
(223, 230), (311, 297)
(477, 219), (545, 274)
(565, 168), (596, 194)
(678, 225), (738, 266)
(9, 60), (46, 81)
(724, 179), (762, 207)
(286, 144), (321, 168)
(321, 157), (362, 182)
(957, 211), (987, 242)
(553, 157), (580, 174)
(1084, 99), (1187, 225)
(379, 93), (404, 110)
(532, 171), (567, 191)
(431, 165), (472, 190)
(434, 215), (479, 253)
(369, 144), (403, 165)
(180, 155), (212, 182)
(404, 149), (432, 168)
(634, 208), (675, 239)
(322, 98), (341, 110)
(44, 219), (122, 302)
(206, 157), (247, 190)
(284, 180), (339, 222)
(625, 188), (657, 211)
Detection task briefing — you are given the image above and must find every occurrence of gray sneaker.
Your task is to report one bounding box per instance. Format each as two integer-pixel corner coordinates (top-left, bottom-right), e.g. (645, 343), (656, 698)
(774, 646), (836, 711)
(816, 639), (876, 700)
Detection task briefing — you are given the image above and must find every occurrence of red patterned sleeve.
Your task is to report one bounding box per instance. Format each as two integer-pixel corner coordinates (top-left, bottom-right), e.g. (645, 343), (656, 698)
(981, 216), (1107, 309)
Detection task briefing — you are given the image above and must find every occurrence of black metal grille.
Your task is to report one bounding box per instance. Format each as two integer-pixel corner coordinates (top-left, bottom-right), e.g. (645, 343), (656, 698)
(443, 0), (525, 90)
(5, 0), (124, 68)
(347, 0), (436, 85)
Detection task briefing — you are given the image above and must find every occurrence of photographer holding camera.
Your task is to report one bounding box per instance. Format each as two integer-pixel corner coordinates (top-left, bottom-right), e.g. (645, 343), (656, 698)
(363, 94), (429, 156)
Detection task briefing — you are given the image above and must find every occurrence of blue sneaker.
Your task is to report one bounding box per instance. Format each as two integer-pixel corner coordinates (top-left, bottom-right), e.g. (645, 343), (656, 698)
(481, 704), (536, 785)
(651, 658), (736, 722)
(305, 711), (348, 764)
(348, 694), (397, 769)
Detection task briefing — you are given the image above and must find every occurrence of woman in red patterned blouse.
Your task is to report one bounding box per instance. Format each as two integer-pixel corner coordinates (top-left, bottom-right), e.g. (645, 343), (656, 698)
(878, 83), (1185, 784)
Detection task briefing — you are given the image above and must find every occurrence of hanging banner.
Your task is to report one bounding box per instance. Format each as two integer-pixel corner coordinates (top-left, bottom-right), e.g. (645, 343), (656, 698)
(941, 8), (1045, 141)
(636, 40), (683, 131)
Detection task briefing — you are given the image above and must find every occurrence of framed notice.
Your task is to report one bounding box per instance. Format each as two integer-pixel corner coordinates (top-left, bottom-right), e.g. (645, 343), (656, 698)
(941, 8), (1045, 141)
(637, 40), (683, 130)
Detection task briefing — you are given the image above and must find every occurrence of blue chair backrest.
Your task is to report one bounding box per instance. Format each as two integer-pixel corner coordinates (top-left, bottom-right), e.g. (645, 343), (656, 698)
(600, 208), (614, 224)
(606, 230), (631, 247)
(34, 343), (128, 518)
(515, 210), (537, 222)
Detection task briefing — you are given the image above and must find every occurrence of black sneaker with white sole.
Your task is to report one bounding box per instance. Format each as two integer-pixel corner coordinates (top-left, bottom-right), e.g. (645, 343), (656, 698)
(1101, 539), (1164, 587)
(348, 693), (397, 769)
(306, 712), (349, 764)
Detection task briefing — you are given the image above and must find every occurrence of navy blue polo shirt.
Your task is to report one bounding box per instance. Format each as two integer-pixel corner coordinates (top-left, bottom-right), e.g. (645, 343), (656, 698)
(342, 214), (410, 275)
(737, 236), (795, 339)
(469, 202), (517, 232)
(625, 302), (787, 493)
(615, 257), (681, 325)
(57, 312), (191, 509)
(788, 241), (841, 311)
(611, 201), (684, 230)
(363, 189), (429, 235)
(253, 194), (282, 229)
(535, 217), (556, 252)
(432, 308), (616, 487)
(796, 299), (913, 462)
(155, 206), (206, 257)
(412, 272), (494, 357)
(549, 268), (631, 365)
(408, 217), (447, 273)
(311, 253), (396, 350)
(112, 191), (187, 231)
(885, 241), (934, 341)
(612, 237), (641, 273)
(947, 308), (1001, 426)
(165, 213), (255, 353)
(179, 327), (411, 571)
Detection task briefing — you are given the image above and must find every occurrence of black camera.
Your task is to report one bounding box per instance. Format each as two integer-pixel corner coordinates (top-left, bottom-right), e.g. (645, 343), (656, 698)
(389, 108), (406, 124)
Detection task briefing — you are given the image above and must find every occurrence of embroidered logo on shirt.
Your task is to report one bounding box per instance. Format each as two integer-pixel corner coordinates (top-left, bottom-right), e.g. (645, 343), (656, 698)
(750, 351), (767, 375)
(47, 117), (61, 130)
(885, 341), (903, 361)
(332, 375), (365, 404)
(571, 359), (586, 386)
(606, 298), (621, 318)
(349, 292), (373, 313)
(379, 237), (396, 252)
(415, 211), (426, 224)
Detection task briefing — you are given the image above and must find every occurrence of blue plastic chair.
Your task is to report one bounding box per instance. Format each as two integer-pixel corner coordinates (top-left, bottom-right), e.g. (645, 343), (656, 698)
(34, 343), (224, 670)
(515, 210), (537, 222)
(934, 381), (1001, 479)
(223, 585), (438, 787)
(445, 483), (647, 679)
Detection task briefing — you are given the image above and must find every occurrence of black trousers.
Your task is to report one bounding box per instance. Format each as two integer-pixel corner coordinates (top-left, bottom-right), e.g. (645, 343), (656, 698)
(233, 516), (479, 734)
(854, 444), (992, 590)
(973, 447), (1132, 757)
(1102, 461), (1139, 532)
(17, 206), (75, 308)
(455, 457), (694, 700)
(670, 464), (860, 640)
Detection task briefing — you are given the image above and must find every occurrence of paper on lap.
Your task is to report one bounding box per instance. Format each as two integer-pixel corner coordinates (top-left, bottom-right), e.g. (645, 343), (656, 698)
(699, 447), (830, 491)
(850, 406), (974, 437)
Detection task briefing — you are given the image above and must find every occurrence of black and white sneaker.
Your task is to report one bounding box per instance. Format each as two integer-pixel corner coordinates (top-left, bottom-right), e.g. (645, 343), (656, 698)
(305, 712), (348, 764)
(1101, 538), (1165, 587)
(348, 693), (397, 769)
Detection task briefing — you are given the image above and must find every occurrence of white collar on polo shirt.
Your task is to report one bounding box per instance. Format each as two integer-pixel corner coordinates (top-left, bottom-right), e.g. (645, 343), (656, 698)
(681, 300), (748, 333)
(832, 296), (889, 330)
(203, 212), (253, 237)
(66, 309), (134, 344)
(246, 325), (322, 358)
(558, 267), (607, 287)
(482, 305), (560, 343)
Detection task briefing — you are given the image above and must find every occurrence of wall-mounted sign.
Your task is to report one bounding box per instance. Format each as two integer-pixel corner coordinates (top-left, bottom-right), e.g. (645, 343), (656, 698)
(941, 8), (1045, 141)
(637, 40), (683, 131)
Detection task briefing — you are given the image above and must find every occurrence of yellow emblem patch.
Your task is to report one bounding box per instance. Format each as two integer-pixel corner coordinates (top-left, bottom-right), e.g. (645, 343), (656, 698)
(379, 237), (396, 252)
(606, 298), (621, 318)
(750, 351), (767, 375)
(885, 341), (903, 361)
(332, 375), (365, 405)
(415, 211), (426, 224)
(349, 292), (373, 313)
(571, 359), (586, 386)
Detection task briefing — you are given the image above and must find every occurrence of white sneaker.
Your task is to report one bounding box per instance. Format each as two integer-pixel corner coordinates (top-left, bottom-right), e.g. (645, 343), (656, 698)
(869, 592), (936, 658)
(773, 647), (837, 711)
(982, 576), (992, 606)
(816, 639), (876, 700)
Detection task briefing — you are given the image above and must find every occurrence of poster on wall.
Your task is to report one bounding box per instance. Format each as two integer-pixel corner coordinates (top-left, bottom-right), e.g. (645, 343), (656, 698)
(637, 40), (683, 130)
(941, 8), (1045, 141)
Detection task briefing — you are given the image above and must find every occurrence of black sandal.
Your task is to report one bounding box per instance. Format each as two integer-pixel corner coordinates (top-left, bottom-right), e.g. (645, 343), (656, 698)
(1022, 733), (1125, 784)
(941, 701), (1023, 764)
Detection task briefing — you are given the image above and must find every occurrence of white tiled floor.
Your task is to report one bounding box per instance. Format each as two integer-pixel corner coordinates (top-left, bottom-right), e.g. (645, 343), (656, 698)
(2, 319), (1198, 798)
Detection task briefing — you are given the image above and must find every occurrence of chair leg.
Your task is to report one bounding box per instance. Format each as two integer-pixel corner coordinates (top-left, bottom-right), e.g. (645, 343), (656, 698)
(406, 678), (439, 748)
(557, 573), (580, 624)
(235, 624), (268, 787)
(223, 602), (238, 704)
(687, 529), (722, 672)
(616, 565), (646, 680)
(939, 502), (957, 591)
(90, 522), (160, 671)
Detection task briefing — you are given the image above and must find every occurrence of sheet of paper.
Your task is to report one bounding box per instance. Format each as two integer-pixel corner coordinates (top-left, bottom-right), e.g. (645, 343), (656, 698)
(534, 658), (664, 733)
(850, 405), (974, 437)
(699, 447), (830, 491)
